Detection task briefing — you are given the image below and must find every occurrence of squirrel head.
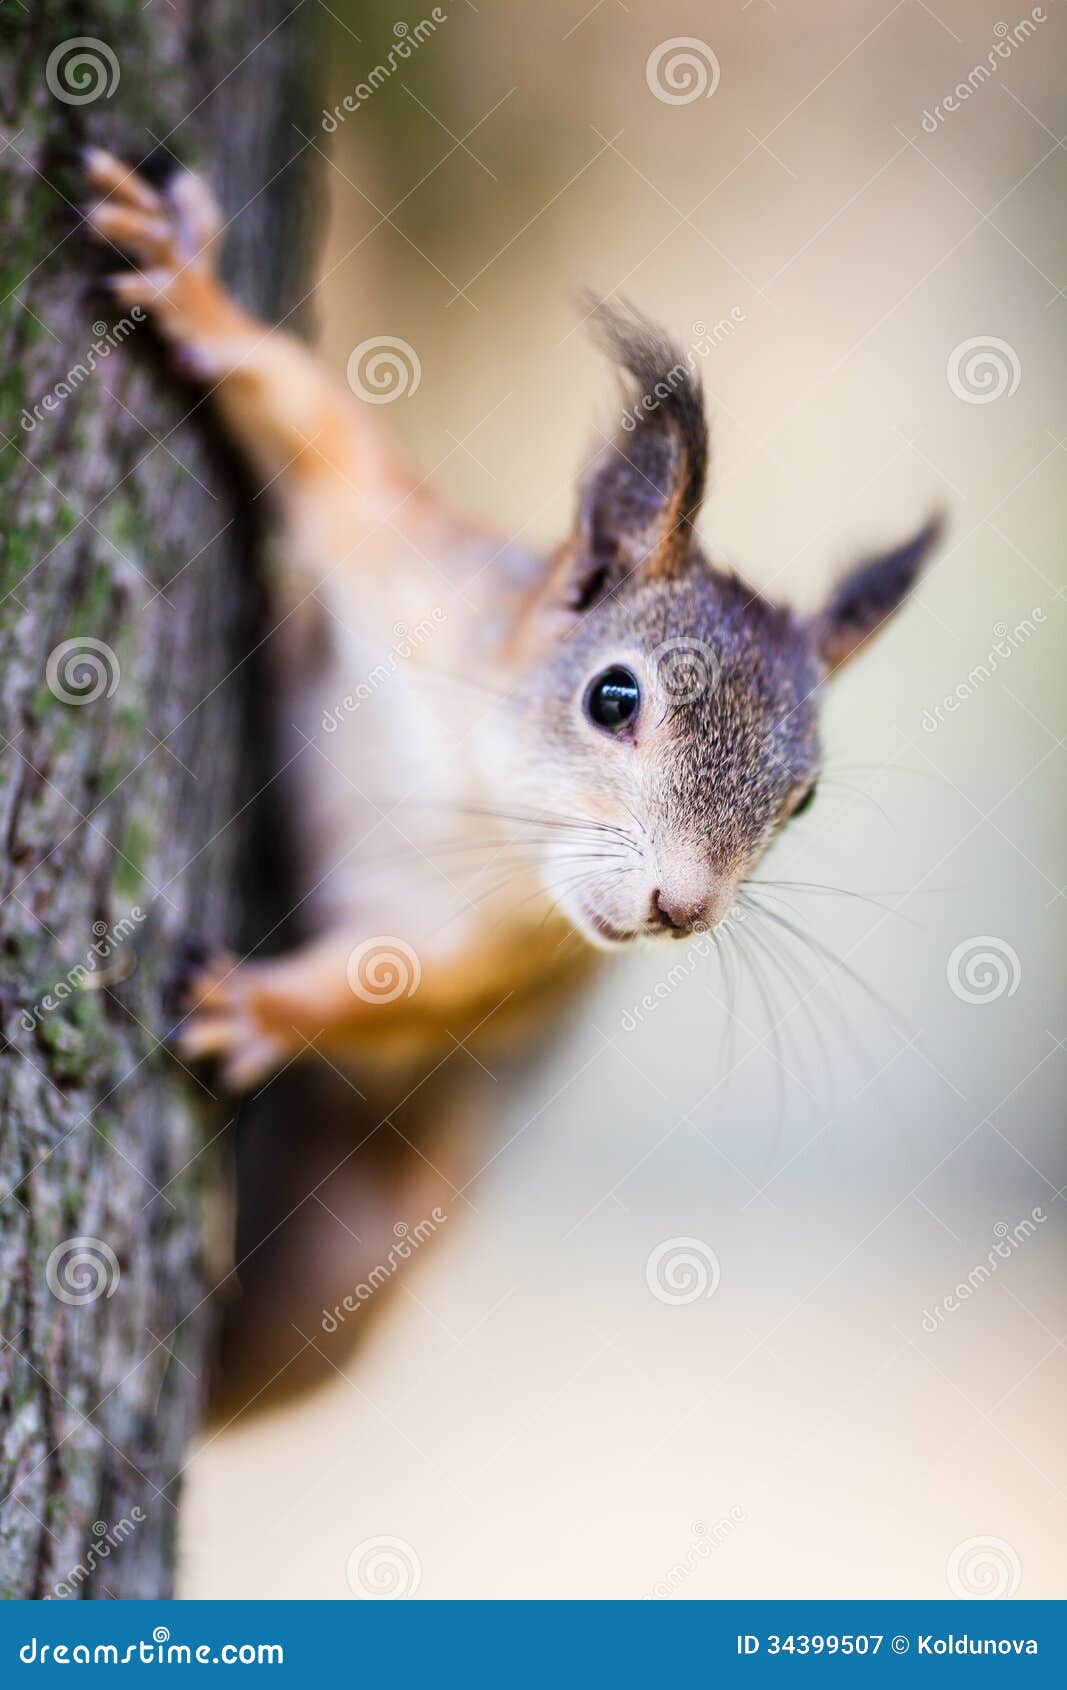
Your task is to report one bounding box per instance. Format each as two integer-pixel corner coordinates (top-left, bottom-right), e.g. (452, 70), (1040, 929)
(499, 304), (944, 949)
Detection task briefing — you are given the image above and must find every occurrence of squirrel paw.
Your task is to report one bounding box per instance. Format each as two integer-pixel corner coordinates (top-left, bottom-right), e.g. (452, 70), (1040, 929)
(176, 953), (292, 1092)
(84, 149), (224, 351)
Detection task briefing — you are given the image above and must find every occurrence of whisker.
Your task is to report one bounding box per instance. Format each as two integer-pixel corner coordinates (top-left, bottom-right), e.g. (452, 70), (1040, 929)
(748, 897), (908, 1028)
(737, 897), (834, 1101)
(750, 879), (918, 926)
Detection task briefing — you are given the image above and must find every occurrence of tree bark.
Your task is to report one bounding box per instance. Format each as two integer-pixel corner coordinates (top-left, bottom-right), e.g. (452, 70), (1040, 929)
(0, 0), (318, 1598)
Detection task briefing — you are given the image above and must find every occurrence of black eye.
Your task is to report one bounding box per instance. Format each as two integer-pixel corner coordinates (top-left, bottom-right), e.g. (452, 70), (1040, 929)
(585, 666), (640, 734)
(792, 782), (817, 817)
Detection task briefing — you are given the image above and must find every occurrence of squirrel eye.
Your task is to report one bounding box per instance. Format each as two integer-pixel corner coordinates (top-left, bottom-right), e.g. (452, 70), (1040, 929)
(792, 782), (817, 817)
(585, 666), (640, 734)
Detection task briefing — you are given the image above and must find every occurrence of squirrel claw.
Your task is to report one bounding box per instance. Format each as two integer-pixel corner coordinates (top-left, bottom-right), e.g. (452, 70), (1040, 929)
(83, 152), (221, 279)
(175, 953), (289, 1092)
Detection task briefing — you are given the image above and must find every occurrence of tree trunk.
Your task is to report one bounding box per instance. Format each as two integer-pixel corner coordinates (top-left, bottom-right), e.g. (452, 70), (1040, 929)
(0, 0), (319, 1598)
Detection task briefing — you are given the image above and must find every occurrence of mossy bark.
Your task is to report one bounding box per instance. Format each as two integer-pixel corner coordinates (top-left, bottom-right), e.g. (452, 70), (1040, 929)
(0, 0), (318, 1597)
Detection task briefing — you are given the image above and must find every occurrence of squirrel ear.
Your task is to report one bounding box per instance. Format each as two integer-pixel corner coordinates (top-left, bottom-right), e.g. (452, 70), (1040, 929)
(566, 302), (708, 609)
(815, 512), (945, 674)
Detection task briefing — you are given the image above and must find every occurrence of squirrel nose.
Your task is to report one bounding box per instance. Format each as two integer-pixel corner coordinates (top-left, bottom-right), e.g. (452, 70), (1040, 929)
(650, 889), (707, 934)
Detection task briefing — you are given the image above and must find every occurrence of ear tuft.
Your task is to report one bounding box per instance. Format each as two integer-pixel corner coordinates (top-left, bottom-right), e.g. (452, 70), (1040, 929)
(570, 299), (708, 600)
(817, 511), (945, 674)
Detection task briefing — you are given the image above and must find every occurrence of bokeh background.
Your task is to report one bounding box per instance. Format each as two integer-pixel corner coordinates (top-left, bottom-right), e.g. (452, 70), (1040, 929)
(181, 0), (1065, 1598)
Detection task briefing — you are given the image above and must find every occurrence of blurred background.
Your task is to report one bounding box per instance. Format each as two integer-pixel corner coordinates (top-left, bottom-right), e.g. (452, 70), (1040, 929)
(180, 0), (1065, 1598)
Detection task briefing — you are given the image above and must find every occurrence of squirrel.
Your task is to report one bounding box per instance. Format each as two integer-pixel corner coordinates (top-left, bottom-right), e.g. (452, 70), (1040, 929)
(85, 152), (940, 1406)
(84, 150), (942, 1403)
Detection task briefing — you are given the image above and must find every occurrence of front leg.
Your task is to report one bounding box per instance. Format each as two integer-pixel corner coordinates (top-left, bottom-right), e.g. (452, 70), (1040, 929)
(84, 150), (405, 510)
(177, 931), (496, 1090)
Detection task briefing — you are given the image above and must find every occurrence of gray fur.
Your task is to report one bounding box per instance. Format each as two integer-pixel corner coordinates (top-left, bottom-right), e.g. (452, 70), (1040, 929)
(498, 309), (944, 944)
